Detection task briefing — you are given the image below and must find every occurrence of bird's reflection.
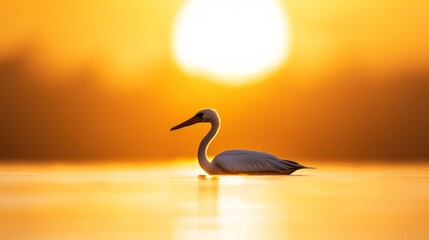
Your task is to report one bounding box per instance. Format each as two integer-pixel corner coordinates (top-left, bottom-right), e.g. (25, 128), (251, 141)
(197, 175), (220, 240)
(171, 175), (220, 240)
(173, 175), (293, 240)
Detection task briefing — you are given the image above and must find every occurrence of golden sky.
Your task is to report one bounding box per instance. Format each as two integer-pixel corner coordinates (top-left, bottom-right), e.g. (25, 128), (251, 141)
(0, 0), (428, 161)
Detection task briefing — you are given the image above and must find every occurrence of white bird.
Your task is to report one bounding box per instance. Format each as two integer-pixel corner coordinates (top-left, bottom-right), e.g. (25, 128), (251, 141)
(170, 108), (313, 175)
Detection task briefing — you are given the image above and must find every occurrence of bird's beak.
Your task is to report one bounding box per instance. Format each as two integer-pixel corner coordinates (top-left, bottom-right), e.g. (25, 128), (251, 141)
(170, 115), (202, 131)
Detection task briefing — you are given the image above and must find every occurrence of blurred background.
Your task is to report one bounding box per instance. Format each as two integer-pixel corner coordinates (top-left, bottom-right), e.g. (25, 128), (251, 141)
(1, 0), (428, 162)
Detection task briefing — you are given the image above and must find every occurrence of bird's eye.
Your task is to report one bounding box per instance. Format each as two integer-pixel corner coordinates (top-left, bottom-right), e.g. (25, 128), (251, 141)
(196, 113), (204, 118)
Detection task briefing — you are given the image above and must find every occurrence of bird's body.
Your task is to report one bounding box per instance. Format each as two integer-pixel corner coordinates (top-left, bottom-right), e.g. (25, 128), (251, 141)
(211, 150), (308, 175)
(171, 108), (312, 175)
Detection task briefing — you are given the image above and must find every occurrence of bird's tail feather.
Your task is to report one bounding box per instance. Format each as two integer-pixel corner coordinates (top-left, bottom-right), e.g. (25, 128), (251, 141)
(302, 166), (316, 169)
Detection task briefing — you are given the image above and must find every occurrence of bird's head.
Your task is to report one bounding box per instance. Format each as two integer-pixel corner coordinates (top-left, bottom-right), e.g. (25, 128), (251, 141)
(170, 108), (219, 131)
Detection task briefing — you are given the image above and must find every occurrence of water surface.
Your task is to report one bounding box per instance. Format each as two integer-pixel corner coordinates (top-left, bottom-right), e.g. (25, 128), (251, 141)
(0, 161), (428, 240)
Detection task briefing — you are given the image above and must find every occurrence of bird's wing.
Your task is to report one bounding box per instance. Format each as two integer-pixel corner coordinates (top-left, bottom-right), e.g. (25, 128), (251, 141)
(213, 150), (304, 174)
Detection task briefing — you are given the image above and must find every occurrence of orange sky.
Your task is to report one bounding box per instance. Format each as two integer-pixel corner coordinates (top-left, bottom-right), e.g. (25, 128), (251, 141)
(0, 0), (428, 161)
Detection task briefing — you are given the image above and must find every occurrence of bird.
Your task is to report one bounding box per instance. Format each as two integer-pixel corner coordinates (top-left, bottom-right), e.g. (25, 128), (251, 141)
(170, 108), (313, 175)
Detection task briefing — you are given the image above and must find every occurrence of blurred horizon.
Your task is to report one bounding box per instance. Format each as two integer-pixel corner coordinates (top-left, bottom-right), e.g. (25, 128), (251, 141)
(1, 0), (429, 162)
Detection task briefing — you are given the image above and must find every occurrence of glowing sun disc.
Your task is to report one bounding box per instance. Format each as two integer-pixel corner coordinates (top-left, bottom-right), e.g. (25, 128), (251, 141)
(172, 0), (290, 85)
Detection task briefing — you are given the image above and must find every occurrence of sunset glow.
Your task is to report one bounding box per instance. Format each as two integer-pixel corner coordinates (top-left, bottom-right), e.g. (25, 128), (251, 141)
(172, 0), (289, 85)
(0, 0), (428, 160)
(1, 1), (429, 240)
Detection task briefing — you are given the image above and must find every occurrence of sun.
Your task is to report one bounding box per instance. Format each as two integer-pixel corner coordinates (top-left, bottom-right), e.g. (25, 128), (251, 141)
(172, 0), (290, 85)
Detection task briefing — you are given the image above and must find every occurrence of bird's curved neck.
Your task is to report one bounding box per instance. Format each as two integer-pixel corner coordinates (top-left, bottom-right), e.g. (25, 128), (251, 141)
(198, 117), (220, 173)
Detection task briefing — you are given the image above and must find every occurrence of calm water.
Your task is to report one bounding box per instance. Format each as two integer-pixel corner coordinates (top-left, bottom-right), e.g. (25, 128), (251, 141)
(0, 161), (428, 240)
